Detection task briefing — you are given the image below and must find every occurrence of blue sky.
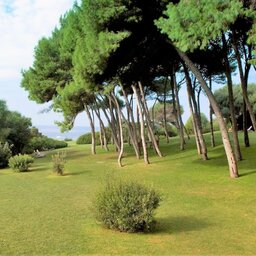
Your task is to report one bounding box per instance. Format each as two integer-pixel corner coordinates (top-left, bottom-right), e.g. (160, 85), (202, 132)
(0, 0), (255, 129)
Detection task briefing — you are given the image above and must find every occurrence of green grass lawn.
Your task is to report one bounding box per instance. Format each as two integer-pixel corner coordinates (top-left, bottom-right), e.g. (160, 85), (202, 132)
(1, 132), (256, 255)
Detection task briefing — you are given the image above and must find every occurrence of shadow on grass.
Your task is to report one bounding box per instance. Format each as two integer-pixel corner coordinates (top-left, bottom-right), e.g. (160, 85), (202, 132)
(239, 170), (256, 177)
(63, 170), (89, 176)
(155, 215), (211, 234)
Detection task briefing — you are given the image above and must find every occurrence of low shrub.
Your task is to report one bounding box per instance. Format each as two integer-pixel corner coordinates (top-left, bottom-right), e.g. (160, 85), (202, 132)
(0, 142), (12, 168)
(76, 132), (101, 145)
(94, 179), (161, 233)
(8, 154), (34, 172)
(26, 136), (68, 152)
(52, 151), (66, 175)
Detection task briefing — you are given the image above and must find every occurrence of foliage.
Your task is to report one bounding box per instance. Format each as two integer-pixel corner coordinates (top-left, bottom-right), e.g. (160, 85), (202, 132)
(185, 113), (210, 135)
(0, 142), (12, 169)
(94, 178), (161, 233)
(52, 151), (66, 175)
(156, 0), (243, 52)
(76, 132), (101, 145)
(25, 136), (68, 153)
(214, 84), (256, 118)
(8, 154), (34, 172)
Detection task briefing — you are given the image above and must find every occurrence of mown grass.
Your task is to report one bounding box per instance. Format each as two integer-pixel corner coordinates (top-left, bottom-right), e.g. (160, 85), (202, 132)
(1, 132), (256, 255)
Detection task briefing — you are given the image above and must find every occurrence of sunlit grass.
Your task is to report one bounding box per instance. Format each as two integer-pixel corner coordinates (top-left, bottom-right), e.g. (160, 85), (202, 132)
(1, 132), (256, 255)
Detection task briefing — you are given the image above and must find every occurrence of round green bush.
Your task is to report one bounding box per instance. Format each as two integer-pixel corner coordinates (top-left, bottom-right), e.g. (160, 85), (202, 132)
(8, 154), (34, 172)
(94, 179), (161, 233)
(76, 132), (101, 145)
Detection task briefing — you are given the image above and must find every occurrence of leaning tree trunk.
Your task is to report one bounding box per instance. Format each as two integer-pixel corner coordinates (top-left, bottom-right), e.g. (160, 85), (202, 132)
(121, 85), (140, 159)
(176, 47), (239, 178)
(132, 84), (149, 164)
(232, 32), (256, 132)
(243, 60), (251, 147)
(111, 92), (124, 167)
(138, 81), (163, 157)
(209, 76), (216, 147)
(163, 78), (170, 143)
(172, 70), (185, 150)
(222, 34), (242, 161)
(84, 104), (96, 155)
(95, 108), (109, 151)
(97, 95), (120, 152)
(184, 64), (208, 160)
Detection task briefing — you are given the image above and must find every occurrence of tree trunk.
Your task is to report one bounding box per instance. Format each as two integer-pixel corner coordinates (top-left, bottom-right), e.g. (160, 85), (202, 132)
(97, 96), (120, 152)
(163, 78), (170, 143)
(95, 108), (109, 151)
(172, 70), (185, 150)
(138, 81), (163, 157)
(222, 34), (242, 161)
(176, 47), (239, 178)
(112, 92), (124, 167)
(120, 86), (140, 159)
(84, 104), (96, 155)
(184, 64), (208, 160)
(132, 85), (149, 164)
(232, 32), (256, 132)
(209, 76), (216, 147)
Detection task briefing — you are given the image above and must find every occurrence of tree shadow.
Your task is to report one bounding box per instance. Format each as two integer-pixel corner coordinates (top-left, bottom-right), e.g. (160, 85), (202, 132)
(154, 215), (211, 234)
(63, 170), (89, 176)
(239, 170), (256, 177)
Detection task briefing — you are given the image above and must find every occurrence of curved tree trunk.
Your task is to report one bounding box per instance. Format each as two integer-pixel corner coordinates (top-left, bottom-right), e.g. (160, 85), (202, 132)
(184, 64), (208, 160)
(209, 76), (216, 147)
(232, 32), (256, 132)
(176, 47), (238, 178)
(112, 92), (124, 167)
(120, 85), (140, 159)
(222, 34), (242, 161)
(132, 85), (149, 164)
(138, 81), (163, 157)
(95, 108), (109, 151)
(172, 71), (185, 150)
(84, 104), (96, 155)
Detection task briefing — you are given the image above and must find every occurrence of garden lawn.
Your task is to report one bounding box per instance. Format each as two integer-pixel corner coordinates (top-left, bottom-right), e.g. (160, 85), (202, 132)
(1, 132), (256, 255)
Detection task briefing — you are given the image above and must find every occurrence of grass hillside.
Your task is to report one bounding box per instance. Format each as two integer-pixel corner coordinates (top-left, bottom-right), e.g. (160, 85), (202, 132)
(1, 133), (256, 255)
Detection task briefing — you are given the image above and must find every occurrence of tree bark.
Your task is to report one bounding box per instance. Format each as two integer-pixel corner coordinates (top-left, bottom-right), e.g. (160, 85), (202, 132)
(222, 34), (242, 161)
(184, 64), (208, 160)
(209, 76), (216, 147)
(138, 81), (163, 157)
(172, 70), (185, 150)
(111, 92), (124, 167)
(163, 78), (170, 143)
(132, 85), (149, 164)
(84, 104), (96, 155)
(232, 32), (256, 132)
(175, 47), (239, 178)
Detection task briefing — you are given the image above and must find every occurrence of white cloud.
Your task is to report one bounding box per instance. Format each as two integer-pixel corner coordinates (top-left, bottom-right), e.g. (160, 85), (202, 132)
(0, 0), (76, 77)
(0, 0), (77, 126)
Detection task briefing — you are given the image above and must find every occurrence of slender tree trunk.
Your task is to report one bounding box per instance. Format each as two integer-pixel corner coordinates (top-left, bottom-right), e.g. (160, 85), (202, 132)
(111, 92), (124, 167)
(232, 32), (256, 131)
(95, 108), (109, 151)
(84, 104), (96, 155)
(184, 64), (208, 160)
(243, 62), (251, 147)
(176, 47), (238, 178)
(173, 70), (185, 150)
(138, 81), (163, 157)
(132, 85), (149, 164)
(209, 76), (216, 147)
(97, 96), (120, 152)
(120, 86), (140, 158)
(197, 87), (202, 118)
(163, 78), (170, 143)
(222, 34), (242, 161)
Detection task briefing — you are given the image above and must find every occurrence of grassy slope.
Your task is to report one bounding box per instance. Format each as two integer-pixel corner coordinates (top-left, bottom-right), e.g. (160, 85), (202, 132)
(1, 133), (256, 255)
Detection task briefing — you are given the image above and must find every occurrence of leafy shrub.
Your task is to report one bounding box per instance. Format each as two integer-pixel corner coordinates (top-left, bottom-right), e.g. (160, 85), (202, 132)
(52, 151), (66, 175)
(26, 136), (68, 152)
(185, 113), (210, 135)
(76, 132), (101, 145)
(0, 142), (12, 168)
(8, 154), (34, 172)
(94, 179), (161, 233)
